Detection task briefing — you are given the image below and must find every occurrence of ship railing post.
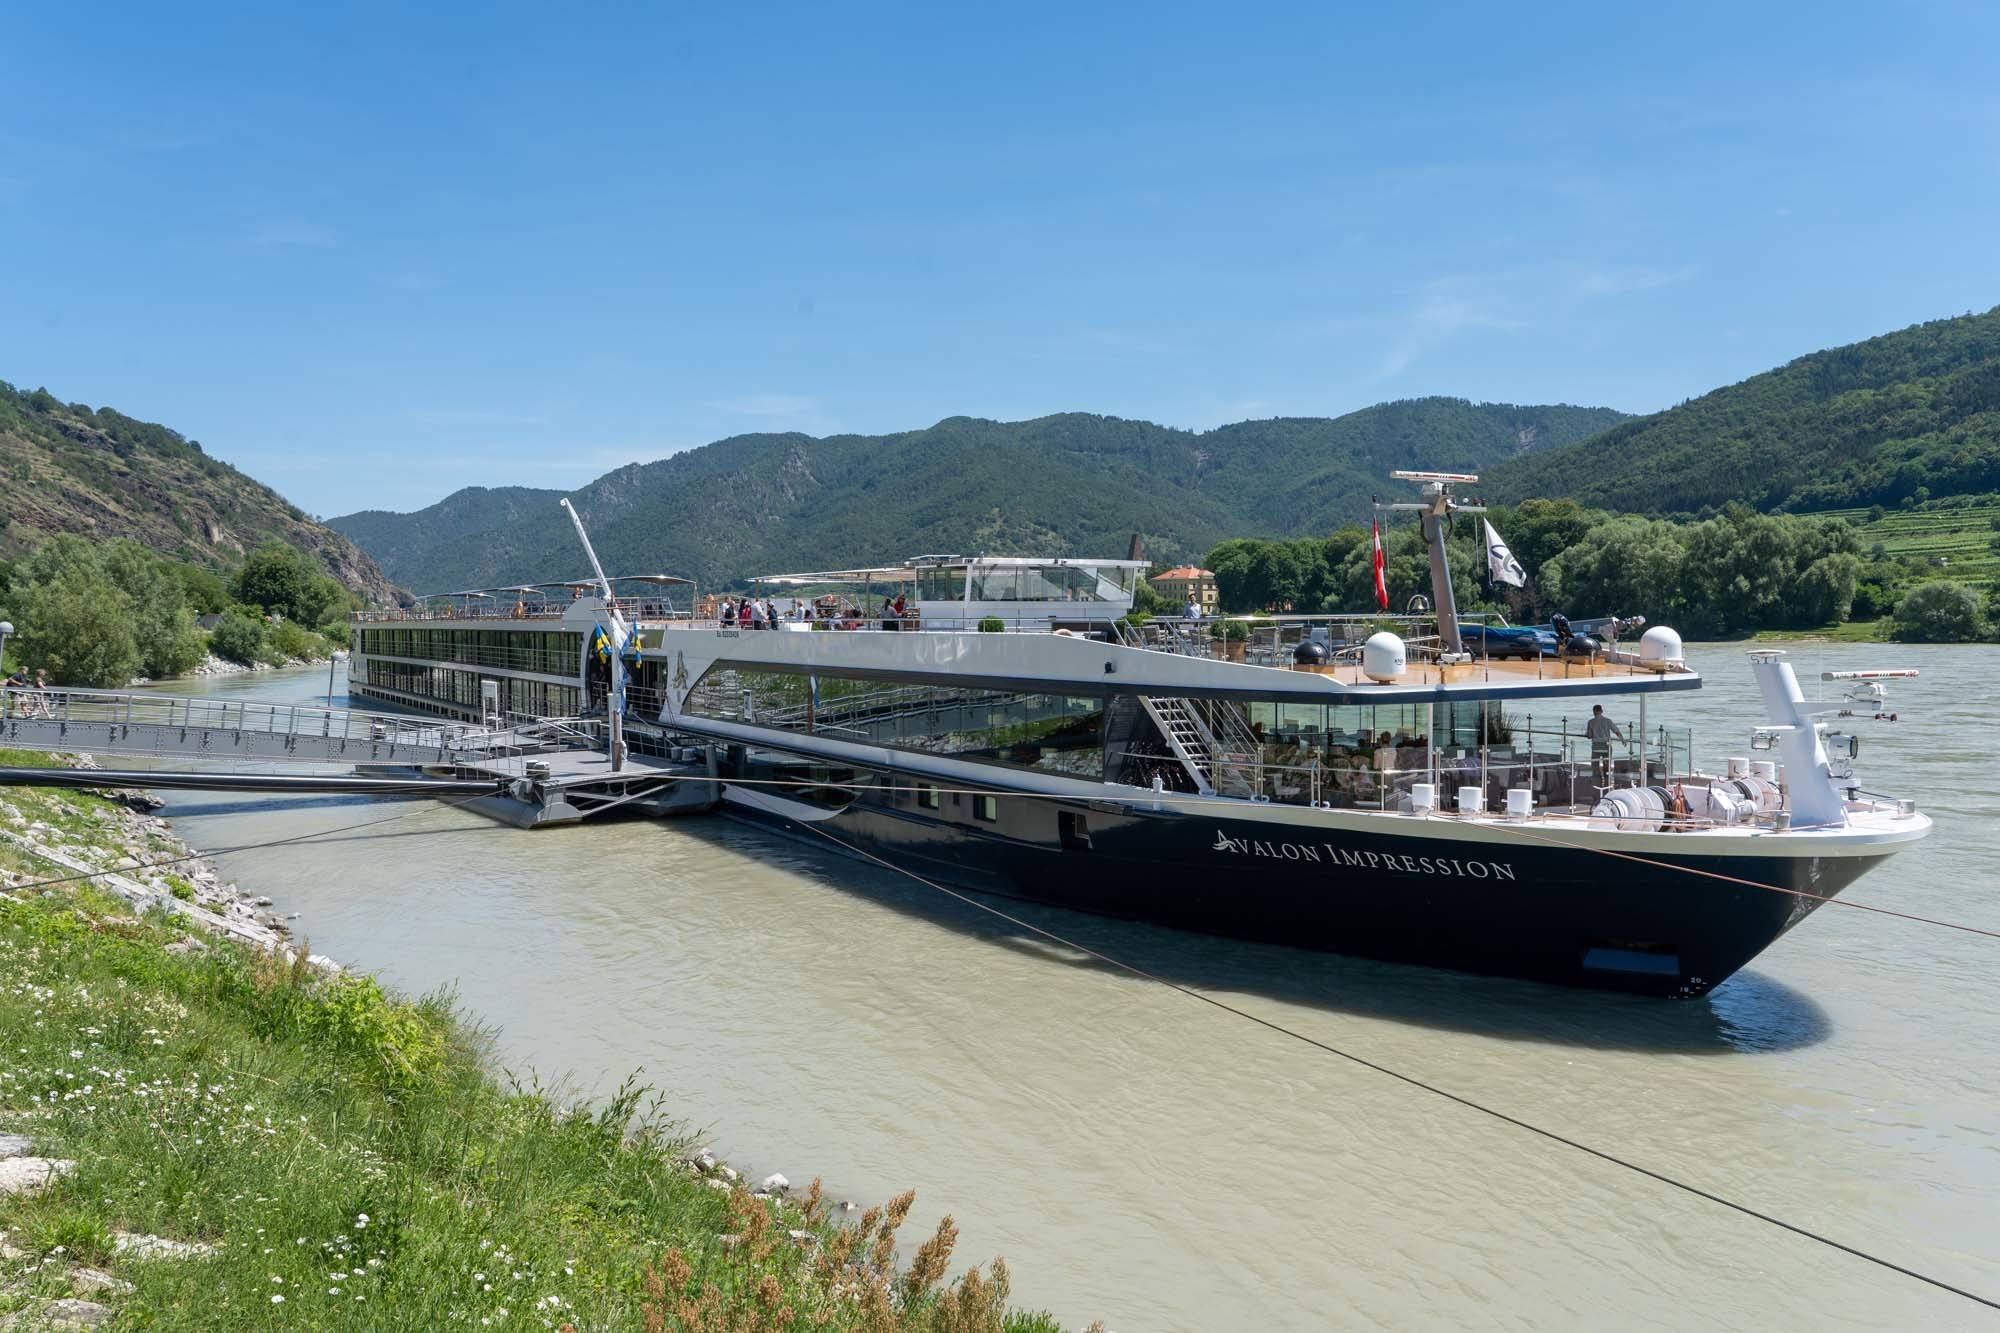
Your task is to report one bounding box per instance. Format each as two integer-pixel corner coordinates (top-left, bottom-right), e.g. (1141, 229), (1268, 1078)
(1638, 693), (1649, 787)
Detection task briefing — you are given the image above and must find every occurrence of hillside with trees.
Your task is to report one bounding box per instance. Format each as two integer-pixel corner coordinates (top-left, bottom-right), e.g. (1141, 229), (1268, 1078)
(1486, 305), (2000, 516)
(330, 400), (1626, 593)
(0, 380), (400, 604)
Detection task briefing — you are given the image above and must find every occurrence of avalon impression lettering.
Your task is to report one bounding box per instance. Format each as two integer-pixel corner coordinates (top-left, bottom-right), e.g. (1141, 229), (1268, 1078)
(1211, 829), (1516, 880)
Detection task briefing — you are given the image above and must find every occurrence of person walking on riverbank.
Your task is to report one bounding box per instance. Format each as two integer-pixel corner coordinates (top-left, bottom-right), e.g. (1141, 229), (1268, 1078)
(2, 665), (27, 717)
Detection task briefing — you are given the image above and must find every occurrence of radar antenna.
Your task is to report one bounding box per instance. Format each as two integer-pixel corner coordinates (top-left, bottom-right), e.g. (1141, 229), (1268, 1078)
(1377, 471), (1484, 658)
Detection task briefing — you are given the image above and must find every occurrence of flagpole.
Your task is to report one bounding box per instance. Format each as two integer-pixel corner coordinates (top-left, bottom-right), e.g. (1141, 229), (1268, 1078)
(560, 499), (624, 773)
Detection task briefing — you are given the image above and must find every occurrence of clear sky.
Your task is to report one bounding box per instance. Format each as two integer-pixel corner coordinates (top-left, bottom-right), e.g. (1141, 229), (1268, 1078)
(5, 2), (1997, 517)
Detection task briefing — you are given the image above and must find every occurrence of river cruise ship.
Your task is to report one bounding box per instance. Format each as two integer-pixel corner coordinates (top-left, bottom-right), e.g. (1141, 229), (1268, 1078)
(349, 490), (1928, 998)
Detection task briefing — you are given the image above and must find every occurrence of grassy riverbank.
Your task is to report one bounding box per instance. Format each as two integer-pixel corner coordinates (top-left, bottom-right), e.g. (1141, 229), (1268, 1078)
(0, 768), (1063, 1330)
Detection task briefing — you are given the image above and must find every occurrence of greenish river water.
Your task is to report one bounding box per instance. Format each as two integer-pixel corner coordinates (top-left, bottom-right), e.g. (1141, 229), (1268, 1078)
(139, 645), (1998, 1330)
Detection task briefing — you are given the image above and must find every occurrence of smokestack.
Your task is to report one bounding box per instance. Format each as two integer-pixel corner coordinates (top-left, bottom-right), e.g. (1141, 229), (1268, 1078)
(1127, 532), (1145, 562)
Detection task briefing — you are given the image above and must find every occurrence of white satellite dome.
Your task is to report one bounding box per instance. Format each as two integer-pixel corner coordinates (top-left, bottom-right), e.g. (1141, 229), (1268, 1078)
(1638, 625), (1684, 668)
(1361, 631), (1406, 683)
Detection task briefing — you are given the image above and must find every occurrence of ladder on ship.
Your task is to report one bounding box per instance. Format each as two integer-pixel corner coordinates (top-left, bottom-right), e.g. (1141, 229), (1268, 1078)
(1139, 696), (1266, 799)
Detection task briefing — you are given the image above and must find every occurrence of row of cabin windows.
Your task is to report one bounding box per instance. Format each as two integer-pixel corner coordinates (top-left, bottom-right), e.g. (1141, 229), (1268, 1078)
(355, 627), (582, 678)
(911, 566), (1136, 603)
(684, 669), (1106, 780)
(908, 783), (1060, 838)
(356, 659), (580, 718)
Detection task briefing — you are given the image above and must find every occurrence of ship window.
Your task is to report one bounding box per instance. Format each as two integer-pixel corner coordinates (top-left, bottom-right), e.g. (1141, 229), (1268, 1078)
(1058, 810), (1091, 850)
(682, 666), (1105, 779)
(1016, 566), (1066, 600)
(975, 794), (998, 821)
(920, 786), (940, 809)
(972, 566), (1018, 601)
(918, 567), (966, 601)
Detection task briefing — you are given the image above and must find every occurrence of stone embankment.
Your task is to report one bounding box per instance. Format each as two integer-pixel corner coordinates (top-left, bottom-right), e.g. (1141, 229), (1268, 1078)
(129, 652), (334, 688)
(0, 756), (329, 967)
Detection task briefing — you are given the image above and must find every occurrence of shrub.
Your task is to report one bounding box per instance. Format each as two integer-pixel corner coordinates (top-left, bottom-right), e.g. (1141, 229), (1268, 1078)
(207, 609), (267, 664)
(266, 618), (323, 661)
(1890, 580), (1986, 642)
(1209, 619), (1248, 641)
(1849, 580), (1894, 621)
(977, 616), (1006, 633)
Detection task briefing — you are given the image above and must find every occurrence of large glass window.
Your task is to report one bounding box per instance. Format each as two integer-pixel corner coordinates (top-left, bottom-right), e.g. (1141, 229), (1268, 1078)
(684, 667), (1104, 779)
(917, 567), (966, 601)
(359, 626), (581, 678)
(1015, 566), (1067, 601)
(971, 566), (1018, 601)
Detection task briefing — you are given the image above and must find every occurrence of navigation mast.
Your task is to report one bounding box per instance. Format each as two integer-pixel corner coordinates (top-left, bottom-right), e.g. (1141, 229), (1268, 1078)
(559, 499), (625, 772)
(1377, 471), (1482, 659)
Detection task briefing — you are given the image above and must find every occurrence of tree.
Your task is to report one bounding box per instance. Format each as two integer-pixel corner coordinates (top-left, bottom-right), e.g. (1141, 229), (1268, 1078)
(100, 539), (205, 678)
(1890, 581), (1986, 642)
(207, 610), (268, 664)
(233, 542), (344, 626)
(5, 556), (143, 689)
(168, 562), (230, 614)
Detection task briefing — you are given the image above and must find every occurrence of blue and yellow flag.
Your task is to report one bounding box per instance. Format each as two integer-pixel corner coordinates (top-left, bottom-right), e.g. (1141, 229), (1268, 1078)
(591, 624), (613, 662)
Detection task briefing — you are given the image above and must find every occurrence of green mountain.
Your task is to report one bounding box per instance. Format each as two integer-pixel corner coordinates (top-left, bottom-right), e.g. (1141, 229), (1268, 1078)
(0, 381), (401, 603)
(1487, 305), (2000, 515)
(329, 399), (1626, 593)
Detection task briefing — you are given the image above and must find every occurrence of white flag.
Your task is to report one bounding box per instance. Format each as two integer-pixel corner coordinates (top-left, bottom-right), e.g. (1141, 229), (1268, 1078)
(1483, 518), (1526, 587)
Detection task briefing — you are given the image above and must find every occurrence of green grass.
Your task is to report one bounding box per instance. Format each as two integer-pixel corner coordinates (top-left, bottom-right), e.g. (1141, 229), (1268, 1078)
(1745, 618), (1892, 643)
(0, 832), (1065, 1329)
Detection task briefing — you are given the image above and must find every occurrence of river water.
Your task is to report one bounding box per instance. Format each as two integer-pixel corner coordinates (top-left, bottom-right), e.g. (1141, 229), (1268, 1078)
(138, 646), (1997, 1331)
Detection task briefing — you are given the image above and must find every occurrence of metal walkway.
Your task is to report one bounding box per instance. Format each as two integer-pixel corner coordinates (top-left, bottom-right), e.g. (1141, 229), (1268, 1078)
(0, 687), (487, 767)
(0, 686), (719, 829)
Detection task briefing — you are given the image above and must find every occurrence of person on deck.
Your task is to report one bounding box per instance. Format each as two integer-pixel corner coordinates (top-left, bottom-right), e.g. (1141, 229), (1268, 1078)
(748, 599), (767, 629)
(1184, 596), (1201, 620)
(720, 600), (737, 627)
(1586, 704), (1627, 791)
(891, 593), (909, 628)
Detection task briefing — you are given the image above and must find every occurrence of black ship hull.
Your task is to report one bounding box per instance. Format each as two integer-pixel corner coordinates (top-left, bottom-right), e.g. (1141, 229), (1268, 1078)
(723, 771), (1886, 999)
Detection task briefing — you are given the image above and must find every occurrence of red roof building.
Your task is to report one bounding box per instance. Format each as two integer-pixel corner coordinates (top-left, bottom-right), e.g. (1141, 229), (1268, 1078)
(1150, 566), (1218, 611)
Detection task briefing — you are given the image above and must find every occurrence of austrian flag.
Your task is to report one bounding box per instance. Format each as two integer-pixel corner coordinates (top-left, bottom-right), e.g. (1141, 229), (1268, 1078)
(1371, 515), (1389, 609)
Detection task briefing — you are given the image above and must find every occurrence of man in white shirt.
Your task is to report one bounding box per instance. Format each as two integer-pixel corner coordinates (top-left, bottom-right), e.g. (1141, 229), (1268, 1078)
(1184, 596), (1201, 620)
(1585, 704), (1626, 791)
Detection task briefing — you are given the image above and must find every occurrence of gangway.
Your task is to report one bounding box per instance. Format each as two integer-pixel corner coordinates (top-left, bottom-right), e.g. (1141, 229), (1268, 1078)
(1, 687), (505, 768)
(0, 686), (720, 829)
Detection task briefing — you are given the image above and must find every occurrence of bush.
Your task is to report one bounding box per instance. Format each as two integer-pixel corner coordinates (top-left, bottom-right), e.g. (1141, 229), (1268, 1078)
(1890, 580), (1986, 642)
(266, 618), (323, 661)
(1849, 580), (1894, 621)
(1209, 618), (1248, 641)
(207, 609), (267, 664)
(977, 616), (1006, 633)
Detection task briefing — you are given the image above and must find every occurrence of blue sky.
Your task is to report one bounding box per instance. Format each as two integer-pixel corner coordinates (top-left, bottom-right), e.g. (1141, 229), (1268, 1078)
(5, 2), (1997, 517)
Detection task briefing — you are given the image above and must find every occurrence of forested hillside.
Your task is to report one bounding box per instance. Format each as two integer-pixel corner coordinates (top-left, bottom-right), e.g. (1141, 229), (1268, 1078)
(330, 399), (1625, 592)
(0, 380), (400, 602)
(1487, 305), (2000, 515)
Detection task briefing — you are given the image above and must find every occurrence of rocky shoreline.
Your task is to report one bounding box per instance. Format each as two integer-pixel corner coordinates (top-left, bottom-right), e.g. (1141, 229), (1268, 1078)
(128, 651), (335, 689)
(0, 755), (319, 968)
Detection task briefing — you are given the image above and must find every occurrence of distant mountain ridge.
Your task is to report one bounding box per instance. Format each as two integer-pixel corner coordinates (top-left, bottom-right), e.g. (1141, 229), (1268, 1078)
(1, 381), (400, 602)
(1487, 304), (2000, 514)
(329, 399), (1627, 592)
